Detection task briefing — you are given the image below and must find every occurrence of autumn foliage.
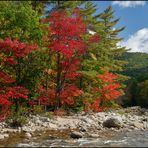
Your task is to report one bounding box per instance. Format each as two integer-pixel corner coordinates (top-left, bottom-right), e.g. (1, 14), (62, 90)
(35, 9), (87, 110)
(0, 7), (124, 120)
(84, 71), (122, 112)
(0, 38), (36, 121)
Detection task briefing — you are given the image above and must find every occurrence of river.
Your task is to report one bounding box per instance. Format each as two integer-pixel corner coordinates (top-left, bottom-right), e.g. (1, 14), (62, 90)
(1, 129), (148, 147)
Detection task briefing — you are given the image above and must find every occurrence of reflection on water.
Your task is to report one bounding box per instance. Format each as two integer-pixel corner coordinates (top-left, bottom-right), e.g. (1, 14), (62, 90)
(1, 130), (148, 147)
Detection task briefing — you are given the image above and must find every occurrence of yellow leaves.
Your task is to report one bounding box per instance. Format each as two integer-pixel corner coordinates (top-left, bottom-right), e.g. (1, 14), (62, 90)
(44, 69), (55, 75)
(90, 53), (97, 60)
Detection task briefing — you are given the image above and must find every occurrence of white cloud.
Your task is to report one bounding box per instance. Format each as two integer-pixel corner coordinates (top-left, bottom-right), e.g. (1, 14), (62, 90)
(119, 28), (148, 53)
(112, 1), (146, 8)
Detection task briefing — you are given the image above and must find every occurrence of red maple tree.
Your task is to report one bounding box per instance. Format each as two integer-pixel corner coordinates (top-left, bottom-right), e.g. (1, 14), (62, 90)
(39, 9), (87, 110)
(0, 38), (37, 120)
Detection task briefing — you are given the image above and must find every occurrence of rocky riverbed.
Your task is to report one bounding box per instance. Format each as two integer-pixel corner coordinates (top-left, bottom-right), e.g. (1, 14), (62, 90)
(0, 106), (148, 146)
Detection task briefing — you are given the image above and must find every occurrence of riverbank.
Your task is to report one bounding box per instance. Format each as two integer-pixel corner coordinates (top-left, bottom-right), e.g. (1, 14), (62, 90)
(0, 106), (148, 141)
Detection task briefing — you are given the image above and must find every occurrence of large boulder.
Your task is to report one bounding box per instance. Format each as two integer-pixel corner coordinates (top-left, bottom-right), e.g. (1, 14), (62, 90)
(103, 117), (121, 128)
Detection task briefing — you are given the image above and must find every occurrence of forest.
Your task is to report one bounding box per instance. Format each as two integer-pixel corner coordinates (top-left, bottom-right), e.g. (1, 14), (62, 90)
(0, 1), (147, 126)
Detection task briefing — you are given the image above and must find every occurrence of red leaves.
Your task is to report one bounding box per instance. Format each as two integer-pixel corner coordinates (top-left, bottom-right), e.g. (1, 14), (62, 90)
(45, 10), (87, 109)
(48, 10), (86, 58)
(4, 57), (17, 66)
(89, 34), (100, 43)
(0, 38), (35, 120)
(0, 95), (11, 122)
(0, 94), (11, 108)
(6, 86), (28, 100)
(0, 38), (37, 58)
(48, 10), (86, 40)
(65, 72), (80, 80)
(0, 71), (15, 84)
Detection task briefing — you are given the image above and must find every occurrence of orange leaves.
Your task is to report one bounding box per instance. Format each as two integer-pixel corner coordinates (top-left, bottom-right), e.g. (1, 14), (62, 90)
(97, 71), (118, 83)
(90, 98), (103, 112)
(98, 71), (121, 101)
(84, 71), (122, 113)
(60, 85), (83, 106)
(44, 69), (55, 75)
(98, 71), (121, 100)
(54, 108), (66, 116)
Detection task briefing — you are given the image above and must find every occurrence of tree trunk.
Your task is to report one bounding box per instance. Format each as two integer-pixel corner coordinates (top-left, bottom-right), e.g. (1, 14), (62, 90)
(55, 53), (61, 110)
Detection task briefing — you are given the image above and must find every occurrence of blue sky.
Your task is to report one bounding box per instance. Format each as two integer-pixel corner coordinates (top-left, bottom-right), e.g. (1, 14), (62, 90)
(93, 1), (148, 53)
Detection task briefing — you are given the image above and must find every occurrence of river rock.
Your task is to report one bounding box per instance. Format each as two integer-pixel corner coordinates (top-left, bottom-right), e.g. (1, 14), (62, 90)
(39, 117), (50, 122)
(0, 134), (4, 140)
(70, 131), (83, 139)
(22, 126), (32, 132)
(133, 122), (143, 129)
(88, 133), (100, 138)
(103, 117), (121, 128)
(49, 123), (58, 129)
(3, 133), (9, 138)
(79, 126), (87, 132)
(143, 122), (148, 129)
(25, 132), (32, 138)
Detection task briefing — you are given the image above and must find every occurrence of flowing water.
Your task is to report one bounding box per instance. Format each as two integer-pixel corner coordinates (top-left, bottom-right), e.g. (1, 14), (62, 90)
(0, 130), (148, 147)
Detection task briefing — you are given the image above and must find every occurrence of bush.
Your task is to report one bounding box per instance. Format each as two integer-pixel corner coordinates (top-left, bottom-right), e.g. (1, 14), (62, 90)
(32, 105), (45, 115)
(6, 106), (28, 127)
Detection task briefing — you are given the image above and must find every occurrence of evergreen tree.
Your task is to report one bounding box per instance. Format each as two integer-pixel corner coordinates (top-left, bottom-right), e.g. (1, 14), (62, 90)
(95, 6), (128, 72)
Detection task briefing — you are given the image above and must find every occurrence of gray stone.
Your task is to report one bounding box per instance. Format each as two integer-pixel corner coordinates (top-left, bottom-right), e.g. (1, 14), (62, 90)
(143, 122), (148, 129)
(70, 131), (83, 139)
(103, 117), (121, 128)
(49, 123), (58, 129)
(22, 126), (32, 132)
(79, 126), (87, 132)
(39, 117), (50, 122)
(35, 119), (42, 125)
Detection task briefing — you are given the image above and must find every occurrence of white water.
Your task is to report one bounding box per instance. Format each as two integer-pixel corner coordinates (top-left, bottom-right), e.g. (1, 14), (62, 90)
(15, 130), (148, 147)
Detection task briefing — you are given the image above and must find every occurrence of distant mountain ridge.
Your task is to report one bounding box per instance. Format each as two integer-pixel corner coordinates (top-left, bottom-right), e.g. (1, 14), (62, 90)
(120, 52), (148, 78)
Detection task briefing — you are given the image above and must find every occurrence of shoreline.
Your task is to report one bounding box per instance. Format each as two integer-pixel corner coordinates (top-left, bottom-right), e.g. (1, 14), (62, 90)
(0, 106), (148, 140)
